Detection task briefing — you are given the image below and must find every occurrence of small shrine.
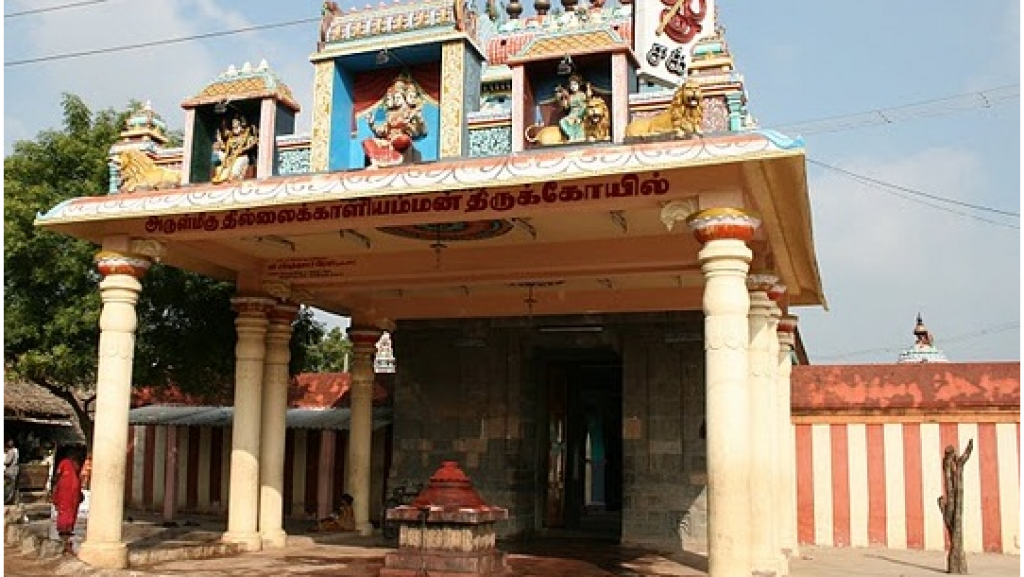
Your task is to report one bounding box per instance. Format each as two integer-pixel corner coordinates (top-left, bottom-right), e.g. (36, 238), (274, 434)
(382, 461), (509, 576)
(897, 314), (950, 363)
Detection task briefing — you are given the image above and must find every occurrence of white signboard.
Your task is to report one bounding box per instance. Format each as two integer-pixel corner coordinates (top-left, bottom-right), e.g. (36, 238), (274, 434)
(634, 0), (716, 88)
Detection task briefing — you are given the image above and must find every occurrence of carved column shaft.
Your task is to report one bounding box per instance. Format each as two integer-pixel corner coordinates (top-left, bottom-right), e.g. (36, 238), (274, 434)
(748, 276), (779, 576)
(79, 252), (151, 570)
(259, 303), (299, 548)
(347, 325), (384, 535)
(687, 208), (759, 577)
(224, 296), (275, 551)
(777, 314), (799, 559)
(767, 295), (788, 576)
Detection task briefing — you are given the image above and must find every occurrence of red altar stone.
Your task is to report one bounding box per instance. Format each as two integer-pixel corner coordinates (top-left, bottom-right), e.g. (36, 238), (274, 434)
(381, 461), (510, 576)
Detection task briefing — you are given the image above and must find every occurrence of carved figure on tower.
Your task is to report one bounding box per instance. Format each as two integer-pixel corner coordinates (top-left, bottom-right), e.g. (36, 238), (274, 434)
(555, 74), (589, 142)
(212, 114), (258, 184)
(362, 76), (427, 169)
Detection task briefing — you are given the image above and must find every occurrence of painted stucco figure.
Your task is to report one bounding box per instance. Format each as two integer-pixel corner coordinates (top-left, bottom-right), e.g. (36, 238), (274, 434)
(625, 78), (704, 139)
(526, 73), (611, 145)
(362, 78), (427, 169)
(114, 150), (180, 192)
(212, 115), (258, 184)
(555, 74), (589, 142)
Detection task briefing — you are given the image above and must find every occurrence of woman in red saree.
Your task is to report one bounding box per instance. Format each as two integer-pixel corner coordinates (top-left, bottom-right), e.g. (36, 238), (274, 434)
(51, 448), (83, 550)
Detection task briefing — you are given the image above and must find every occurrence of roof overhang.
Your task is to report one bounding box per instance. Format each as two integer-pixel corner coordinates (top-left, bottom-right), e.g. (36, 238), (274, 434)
(129, 405), (393, 430)
(36, 130), (825, 324)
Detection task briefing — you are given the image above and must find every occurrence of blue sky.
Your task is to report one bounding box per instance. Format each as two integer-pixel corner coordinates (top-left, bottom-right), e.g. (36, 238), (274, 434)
(4, 1), (1020, 362)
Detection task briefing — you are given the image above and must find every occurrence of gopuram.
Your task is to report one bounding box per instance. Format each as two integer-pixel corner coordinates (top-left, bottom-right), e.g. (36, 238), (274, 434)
(35, 1), (826, 575)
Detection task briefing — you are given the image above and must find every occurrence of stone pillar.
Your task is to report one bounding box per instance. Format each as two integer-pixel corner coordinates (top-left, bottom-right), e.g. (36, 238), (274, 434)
(309, 60), (334, 173)
(259, 302), (299, 548)
(776, 314), (800, 559)
(747, 273), (779, 576)
(78, 250), (152, 570)
(767, 287), (789, 576)
(439, 41), (466, 159)
(223, 296), (275, 551)
(685, 208), (760, 577)
(347, 325), (384, 535)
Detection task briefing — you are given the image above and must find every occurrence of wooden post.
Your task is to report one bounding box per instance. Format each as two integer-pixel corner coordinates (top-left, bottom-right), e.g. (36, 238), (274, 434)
(937, 439), (973, 574)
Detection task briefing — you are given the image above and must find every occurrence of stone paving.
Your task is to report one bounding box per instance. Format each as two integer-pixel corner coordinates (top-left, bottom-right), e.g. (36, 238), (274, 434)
(3, 508), (1020, 576)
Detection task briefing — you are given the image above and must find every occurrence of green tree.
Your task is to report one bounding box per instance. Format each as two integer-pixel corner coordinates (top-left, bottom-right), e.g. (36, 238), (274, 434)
(4, 94), (320, 442)
(302, 326), (352, 373)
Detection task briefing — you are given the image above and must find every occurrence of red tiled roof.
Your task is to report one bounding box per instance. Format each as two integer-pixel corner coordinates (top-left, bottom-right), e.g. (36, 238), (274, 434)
(132, 372), (390, 409)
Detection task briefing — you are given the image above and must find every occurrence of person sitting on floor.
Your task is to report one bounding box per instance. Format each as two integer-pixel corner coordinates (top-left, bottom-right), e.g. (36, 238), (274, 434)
(311, 493), (355, 532)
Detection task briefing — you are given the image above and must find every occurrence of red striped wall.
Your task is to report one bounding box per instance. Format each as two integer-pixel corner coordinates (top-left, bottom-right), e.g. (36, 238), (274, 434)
(125, 425), (388, 521)
(792, 362), (1019, 554)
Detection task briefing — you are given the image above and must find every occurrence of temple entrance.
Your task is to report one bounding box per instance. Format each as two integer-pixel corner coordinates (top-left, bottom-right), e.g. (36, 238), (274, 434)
(540, 349), (623, 540)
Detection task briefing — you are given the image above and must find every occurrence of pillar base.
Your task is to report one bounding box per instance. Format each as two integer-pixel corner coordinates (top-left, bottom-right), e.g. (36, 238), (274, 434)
(776, 553), (790, 576)
(382, 550), (508, 576)
(222, 531), (263, 551)
(78, 540), (129, 569)
(357, 521), (373, 536)
(261, 529), (288, 548)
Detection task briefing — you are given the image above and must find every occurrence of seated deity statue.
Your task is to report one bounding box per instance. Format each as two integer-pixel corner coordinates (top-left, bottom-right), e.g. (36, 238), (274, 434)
(212, 115), (258, 184)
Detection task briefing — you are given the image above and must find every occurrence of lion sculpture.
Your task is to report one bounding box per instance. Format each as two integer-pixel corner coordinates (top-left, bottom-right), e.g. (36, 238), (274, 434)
(624, 79), (704, 140)
(582, 95), (611, 142)
(115, 149), (180, 192)
(525, 95), (612, 145)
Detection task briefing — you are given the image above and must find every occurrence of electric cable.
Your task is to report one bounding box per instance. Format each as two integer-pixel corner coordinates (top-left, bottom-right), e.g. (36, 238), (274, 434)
(4, 0), (114, 19)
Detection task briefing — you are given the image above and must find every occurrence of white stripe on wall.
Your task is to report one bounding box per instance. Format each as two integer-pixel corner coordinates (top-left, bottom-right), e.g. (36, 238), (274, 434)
(958, 424), (983, 553)
(811, 424), (833, 546)
(847, 424), (868, 547)
(920, 424), (943, 551)
(995, 423), (1020, 553)
(882, 424), (907, 549)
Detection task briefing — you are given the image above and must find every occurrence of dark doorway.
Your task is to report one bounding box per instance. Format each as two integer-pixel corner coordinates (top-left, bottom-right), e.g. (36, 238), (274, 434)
(541, 349), (623, 540)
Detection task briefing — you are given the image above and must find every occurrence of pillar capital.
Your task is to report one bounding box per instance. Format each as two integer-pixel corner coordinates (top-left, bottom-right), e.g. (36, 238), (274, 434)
(230, 295), (277, 315)
(267, 302), (301, 325)
(746, 272), (778, 293)
(94, 250), (153, 279)
(777, 314), (798, 349)
(768, 282), (787, 303)
(348, 326), (384, 349)
(685, 207), (761, 244)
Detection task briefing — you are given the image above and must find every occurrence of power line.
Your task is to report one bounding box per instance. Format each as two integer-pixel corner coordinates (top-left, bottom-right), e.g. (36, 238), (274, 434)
(808, 160), (1019, 218)
(808, 159), (1020, 230)
(4, 17), (320, 67)
(814, 322), (1019, 361)
(4, 0), (113, 18)
(772, 85), (1020, 136)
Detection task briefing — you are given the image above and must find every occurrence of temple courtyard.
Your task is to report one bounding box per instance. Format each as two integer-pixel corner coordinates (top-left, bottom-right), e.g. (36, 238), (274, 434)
(4, 508), (1019, 576)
